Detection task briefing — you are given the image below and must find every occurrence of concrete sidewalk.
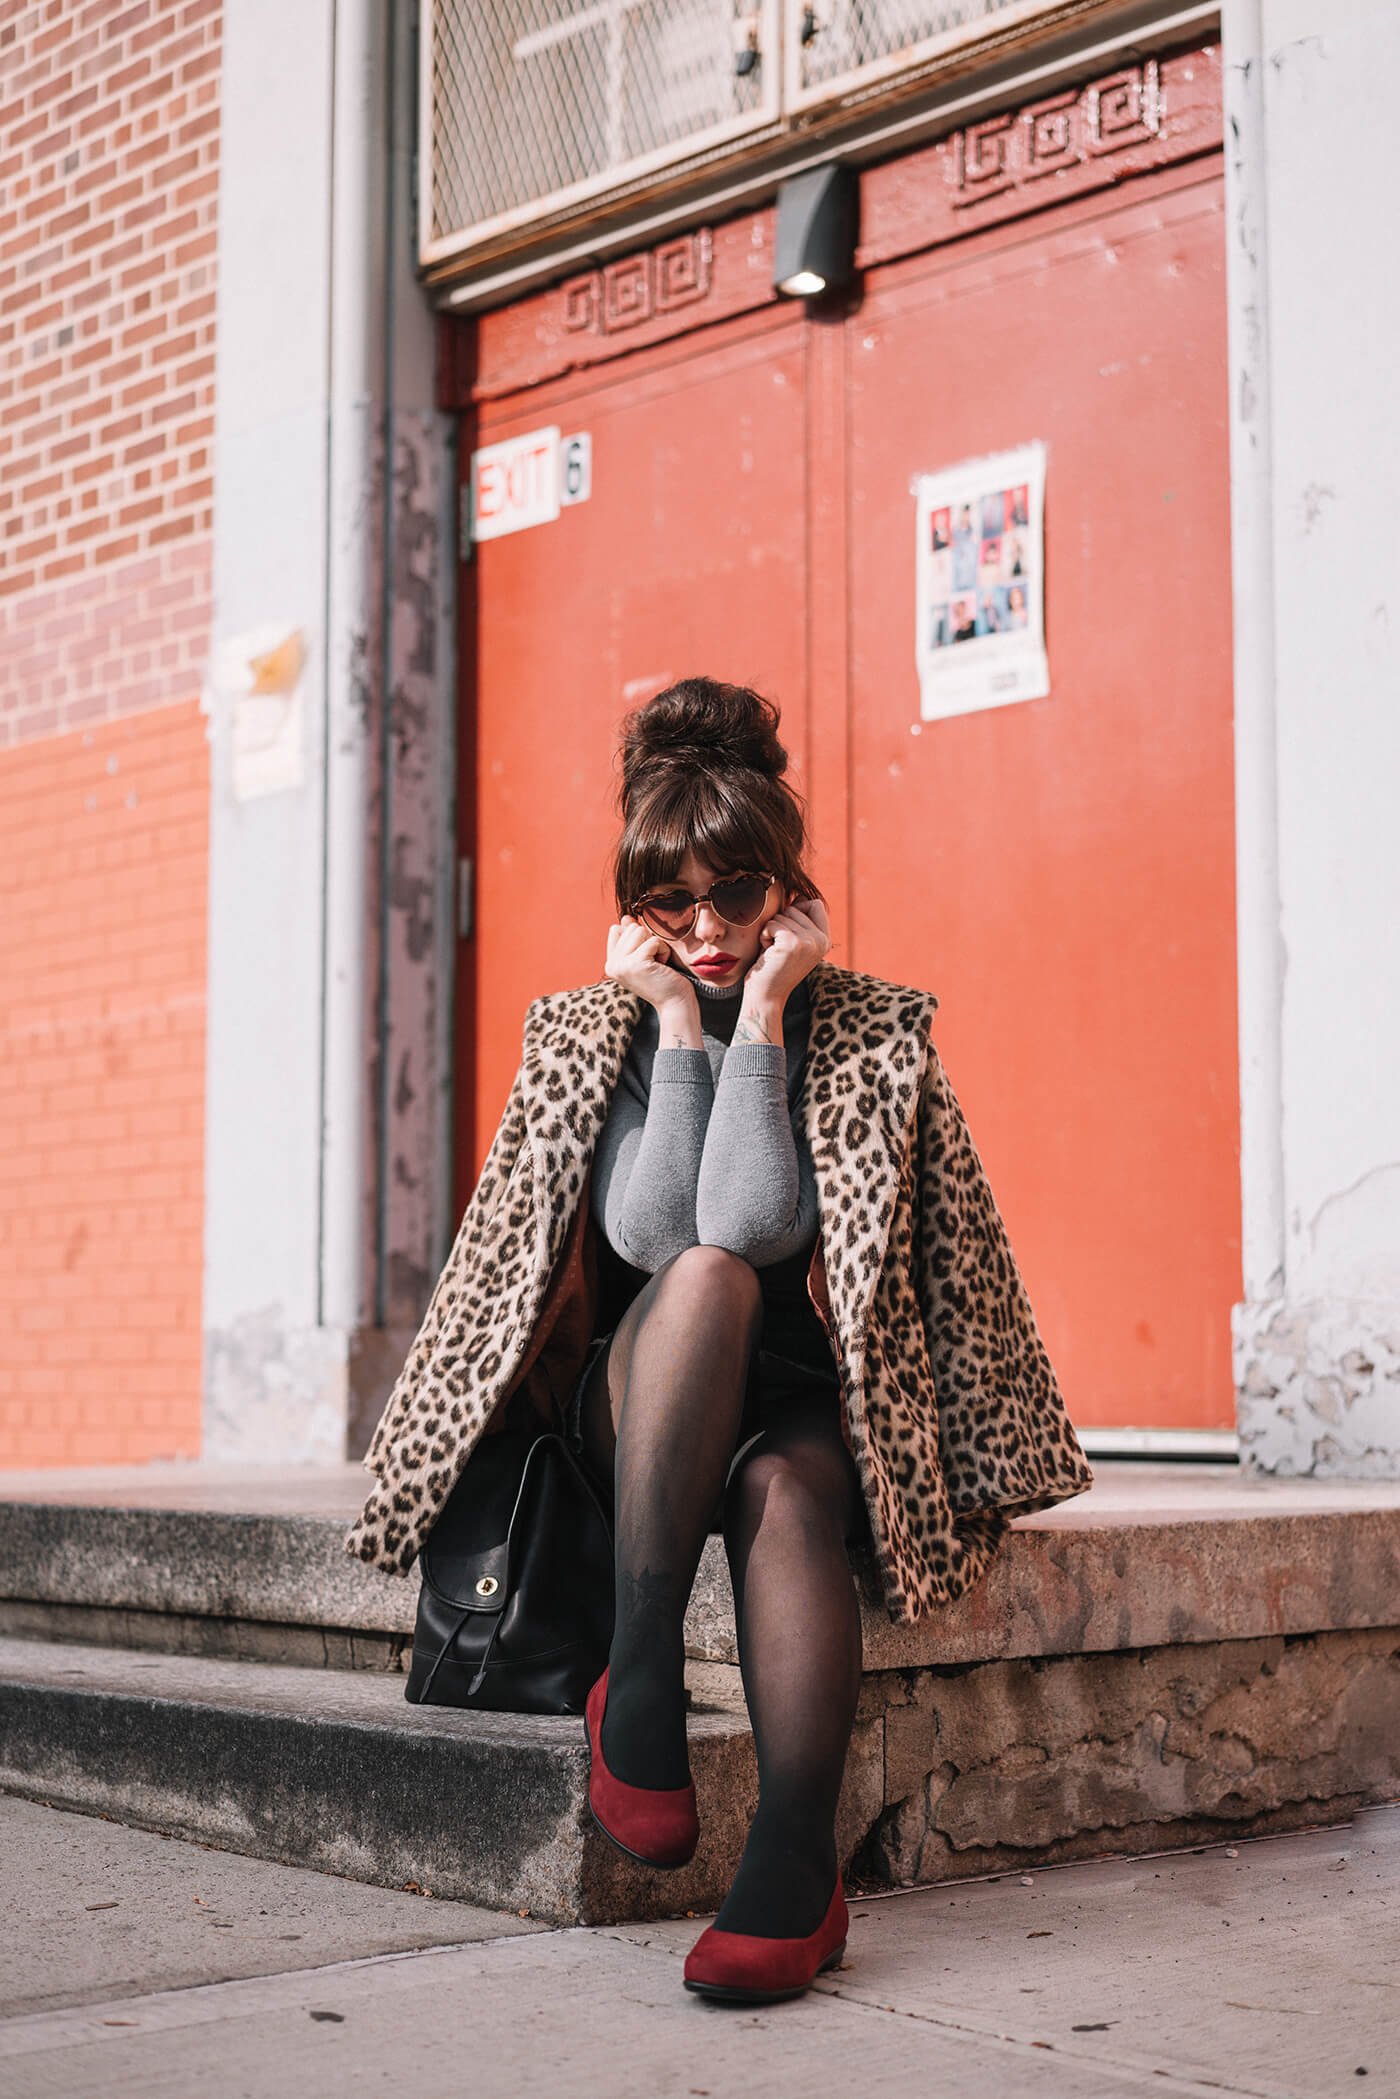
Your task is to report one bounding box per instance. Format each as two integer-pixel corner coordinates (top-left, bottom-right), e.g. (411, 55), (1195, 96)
(1, 1792), (1394, 2098)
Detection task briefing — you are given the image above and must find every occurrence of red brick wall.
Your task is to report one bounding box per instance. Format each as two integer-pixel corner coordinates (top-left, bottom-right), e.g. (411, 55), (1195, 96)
(0, 2), (218, 1464)
(0, 705), (208, 1465)
(0, 0), (219, 748)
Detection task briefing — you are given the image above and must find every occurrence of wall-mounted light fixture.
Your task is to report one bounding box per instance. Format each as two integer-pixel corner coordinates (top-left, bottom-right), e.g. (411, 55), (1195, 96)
(773, 164), (858, 301)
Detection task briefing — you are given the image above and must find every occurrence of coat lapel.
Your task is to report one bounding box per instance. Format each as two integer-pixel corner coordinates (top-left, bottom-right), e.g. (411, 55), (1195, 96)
(800, 964), (937, 1379)
(519, 978), (641, 1274)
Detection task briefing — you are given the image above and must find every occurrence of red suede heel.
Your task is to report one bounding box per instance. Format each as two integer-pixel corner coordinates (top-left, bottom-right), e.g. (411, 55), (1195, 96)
(585, 1669), (699, 1870)
(682, 1881), (849, 2003)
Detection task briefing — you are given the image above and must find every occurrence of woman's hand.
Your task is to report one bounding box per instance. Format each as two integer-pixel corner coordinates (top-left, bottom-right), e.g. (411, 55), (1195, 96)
(743, 896), (831, 1011)
(605, 917), (701, 1039)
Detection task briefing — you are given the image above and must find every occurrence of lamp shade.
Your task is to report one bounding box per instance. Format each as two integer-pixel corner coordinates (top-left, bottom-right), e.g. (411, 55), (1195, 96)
(773, 164), (858, 299)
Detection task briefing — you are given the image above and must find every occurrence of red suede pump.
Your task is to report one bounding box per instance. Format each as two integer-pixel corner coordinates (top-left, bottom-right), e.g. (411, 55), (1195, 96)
(584, 1669), (699, 1870)
(682, 1882), (849, 2003)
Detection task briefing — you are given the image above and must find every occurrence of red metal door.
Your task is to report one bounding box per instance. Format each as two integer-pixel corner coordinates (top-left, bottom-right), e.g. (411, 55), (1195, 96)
(454, 42), (1237, 1436)
(846, 160), (1239, 1434)
(460, 306), (809, 1178)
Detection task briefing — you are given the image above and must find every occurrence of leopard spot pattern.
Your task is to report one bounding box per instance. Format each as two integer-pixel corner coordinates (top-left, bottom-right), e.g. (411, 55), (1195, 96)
(346, 964), (1093, 1617)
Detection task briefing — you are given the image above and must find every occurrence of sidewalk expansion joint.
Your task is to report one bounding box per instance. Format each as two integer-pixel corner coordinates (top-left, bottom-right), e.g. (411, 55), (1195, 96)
(805, 1983), (1287, 2099)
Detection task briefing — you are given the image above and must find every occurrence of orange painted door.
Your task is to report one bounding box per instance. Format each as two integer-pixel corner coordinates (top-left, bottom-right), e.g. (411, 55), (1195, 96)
(462, 306), (809, 1175)
(846, 163), (1239, 1431)
(457, 88), (1238, 1436)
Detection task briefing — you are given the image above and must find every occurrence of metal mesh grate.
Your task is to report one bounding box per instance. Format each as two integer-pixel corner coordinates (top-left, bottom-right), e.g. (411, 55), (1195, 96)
(429, 0), (769, 248)
(795, 0), (1026, 93)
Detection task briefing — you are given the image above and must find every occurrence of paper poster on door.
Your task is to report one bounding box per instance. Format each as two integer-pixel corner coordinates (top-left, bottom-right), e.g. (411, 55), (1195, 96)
(915, 442), (1048, 721)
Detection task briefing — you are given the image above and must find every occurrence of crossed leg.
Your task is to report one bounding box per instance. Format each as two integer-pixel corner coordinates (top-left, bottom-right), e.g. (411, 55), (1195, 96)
(715, 1415), (864, 1938)
(579, 1242), (864, 1935)
(579, 1243), (763, 1791)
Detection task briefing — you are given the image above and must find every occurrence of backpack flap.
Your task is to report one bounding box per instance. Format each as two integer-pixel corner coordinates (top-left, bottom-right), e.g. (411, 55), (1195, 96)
(418, 1425), (535, 1610)
(406, 1427), (614, 1715)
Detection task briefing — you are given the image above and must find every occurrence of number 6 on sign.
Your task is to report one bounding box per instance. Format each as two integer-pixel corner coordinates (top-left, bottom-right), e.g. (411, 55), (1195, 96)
(560, 433), (591, 507)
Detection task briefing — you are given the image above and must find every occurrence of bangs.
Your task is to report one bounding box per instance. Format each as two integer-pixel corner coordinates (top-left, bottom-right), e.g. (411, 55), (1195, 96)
(617, 774), (791, 907)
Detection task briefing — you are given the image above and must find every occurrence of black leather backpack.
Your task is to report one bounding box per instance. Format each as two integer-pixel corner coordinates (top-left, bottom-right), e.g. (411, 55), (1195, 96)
(404, 1418), (614, 1716)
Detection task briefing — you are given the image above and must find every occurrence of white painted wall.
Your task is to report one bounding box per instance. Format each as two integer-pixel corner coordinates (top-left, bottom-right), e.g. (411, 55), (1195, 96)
(203, 0), (456, 1462)
(1227, 0), (1400, 1473)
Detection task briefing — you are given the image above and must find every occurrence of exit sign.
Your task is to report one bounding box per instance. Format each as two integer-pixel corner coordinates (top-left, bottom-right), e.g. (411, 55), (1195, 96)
(467, 426), (590, 543)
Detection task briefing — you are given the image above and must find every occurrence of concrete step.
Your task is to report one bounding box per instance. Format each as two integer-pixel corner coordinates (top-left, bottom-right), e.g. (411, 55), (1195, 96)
(2, 1462), (1398, 1917)
(0, 1484), (417, 1668)
(0, 1635), (757, 1927)
(5, 1461), (1400, 1672)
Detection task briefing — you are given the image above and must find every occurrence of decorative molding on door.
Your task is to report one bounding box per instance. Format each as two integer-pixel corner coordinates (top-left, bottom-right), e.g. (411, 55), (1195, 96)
(452, 41), (1222, 404)
(562, 230), (715, 338)
(953, 62), (1163, 207)
(468, 217), (779, 402)
(859, 42), (1221, 270)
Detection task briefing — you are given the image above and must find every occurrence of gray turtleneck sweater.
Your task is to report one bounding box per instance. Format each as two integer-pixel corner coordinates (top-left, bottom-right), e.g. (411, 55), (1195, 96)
(590, 967), (819, 1274)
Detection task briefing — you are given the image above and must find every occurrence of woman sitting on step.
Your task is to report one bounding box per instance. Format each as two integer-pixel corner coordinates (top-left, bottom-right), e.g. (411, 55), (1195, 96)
(348, 676), (1092, 2004)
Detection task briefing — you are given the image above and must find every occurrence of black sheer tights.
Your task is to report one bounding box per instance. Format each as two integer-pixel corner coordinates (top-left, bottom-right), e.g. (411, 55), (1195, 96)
(716, 1424), (862, 1937)
(579, 1244), (863, 1939)
(581, 1246), (762, 1794)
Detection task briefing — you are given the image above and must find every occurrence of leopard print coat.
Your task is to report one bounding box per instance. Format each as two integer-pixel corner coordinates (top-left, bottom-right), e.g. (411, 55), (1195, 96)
(345, 962), (1093, 1623)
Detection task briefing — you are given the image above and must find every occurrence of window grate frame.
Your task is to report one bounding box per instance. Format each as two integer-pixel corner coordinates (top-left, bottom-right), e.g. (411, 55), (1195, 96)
(419, 0), (1201, 280)
(782, 0), (1080, 115)
(420, 0), (783, 272)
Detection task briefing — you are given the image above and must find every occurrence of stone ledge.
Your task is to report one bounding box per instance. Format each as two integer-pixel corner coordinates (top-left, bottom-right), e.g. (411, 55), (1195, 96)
(852, 1624), (1400, 1883)
(0, 1598), (409, 1672)
(2, 1463), (1397, 1672)
(0, 1504), (417, 1639)
(4, 1623), (1395, 1925)
(0, 1636), (757, 1928)
(693, 1505), (1400, 1670)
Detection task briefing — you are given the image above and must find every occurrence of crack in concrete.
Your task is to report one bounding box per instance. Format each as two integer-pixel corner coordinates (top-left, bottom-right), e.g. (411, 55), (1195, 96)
(1305, 1159), (1400, 1253)
(808, 1982), (1290, 2098)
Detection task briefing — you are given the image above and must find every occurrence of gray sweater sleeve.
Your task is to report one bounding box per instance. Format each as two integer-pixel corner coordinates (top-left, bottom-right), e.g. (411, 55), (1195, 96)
(592, 1047), (713, 1272)
(695, 1042), (819, 1266)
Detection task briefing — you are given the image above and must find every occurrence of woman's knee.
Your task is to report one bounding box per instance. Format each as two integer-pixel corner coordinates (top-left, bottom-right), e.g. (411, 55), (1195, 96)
(725, 1442), (849, 1543)
(656, 1243), (762, 1324)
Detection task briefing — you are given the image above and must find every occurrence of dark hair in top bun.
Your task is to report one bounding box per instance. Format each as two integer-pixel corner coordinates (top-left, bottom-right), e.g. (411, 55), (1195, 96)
(612, 678), (820, 917)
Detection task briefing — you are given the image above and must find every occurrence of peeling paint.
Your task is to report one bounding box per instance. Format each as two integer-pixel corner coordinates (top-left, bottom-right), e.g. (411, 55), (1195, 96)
(1235, 1297), (1400, 1479)
(388, 835), (433, 963)
(342, 624), (374, 748)
(377, 410), (456, 1340)
(393, 1048), (415, 1116)
(393, 438), (438, 680)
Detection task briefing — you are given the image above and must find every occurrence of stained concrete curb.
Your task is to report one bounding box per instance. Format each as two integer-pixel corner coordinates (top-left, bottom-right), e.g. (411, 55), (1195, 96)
(0, 1637), (756, 1927)
(5, 1477), (1400, 1671)
(0, 1506), (420, 1636)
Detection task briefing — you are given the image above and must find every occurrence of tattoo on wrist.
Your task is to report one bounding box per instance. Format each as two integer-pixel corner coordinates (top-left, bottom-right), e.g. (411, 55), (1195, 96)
(734, 1007), (775, 1045)
(656, 990), (700, 1051)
